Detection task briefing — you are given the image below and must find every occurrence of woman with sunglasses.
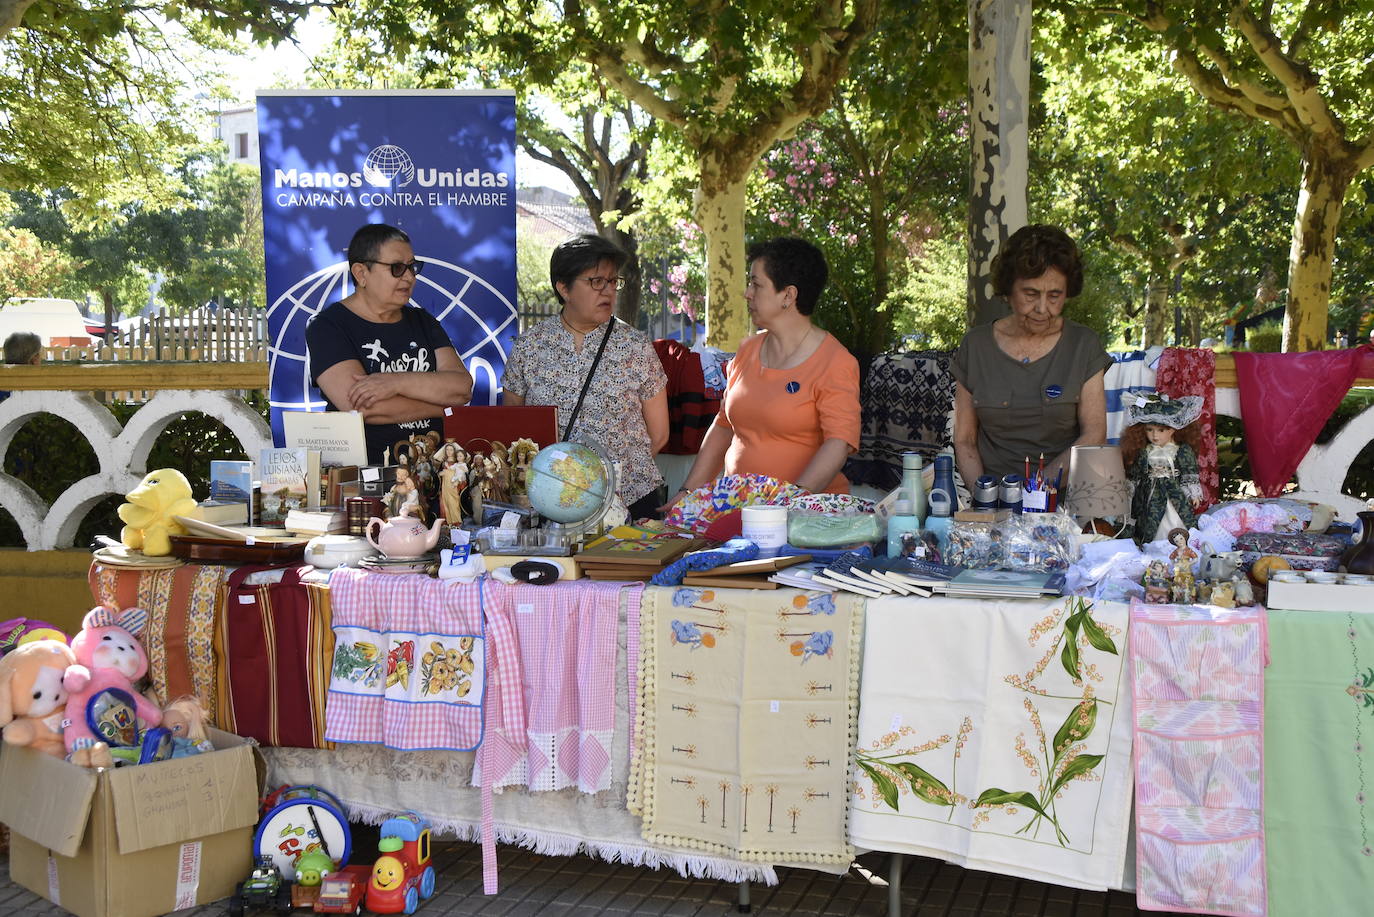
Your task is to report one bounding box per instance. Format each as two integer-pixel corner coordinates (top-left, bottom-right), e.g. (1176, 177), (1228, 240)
(306, 223), (474, 464)
(502, 233), (669, 519)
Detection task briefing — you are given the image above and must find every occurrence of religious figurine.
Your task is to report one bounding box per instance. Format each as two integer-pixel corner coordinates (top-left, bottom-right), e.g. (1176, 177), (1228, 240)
(1170, 562), (1197, 605)
(508, 438), (539, 505)
(1122, 393), (1205, 544)
(482, 452), (510, 505)
(386, 466), (423, 521)
(437, 441), (469, 525)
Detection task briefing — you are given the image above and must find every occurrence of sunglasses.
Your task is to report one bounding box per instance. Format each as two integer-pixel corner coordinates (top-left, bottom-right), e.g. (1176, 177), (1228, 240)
(363, 259), (424, 278)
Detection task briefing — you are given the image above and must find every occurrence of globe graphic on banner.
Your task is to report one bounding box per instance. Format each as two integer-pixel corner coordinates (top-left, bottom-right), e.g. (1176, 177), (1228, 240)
(526, 442), (611, 525)
(267, 256), (517, 420)
(362, 144), (416, 188)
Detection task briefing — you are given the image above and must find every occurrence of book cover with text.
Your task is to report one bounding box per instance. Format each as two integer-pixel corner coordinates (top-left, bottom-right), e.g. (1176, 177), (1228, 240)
(258, 448), (320, 524)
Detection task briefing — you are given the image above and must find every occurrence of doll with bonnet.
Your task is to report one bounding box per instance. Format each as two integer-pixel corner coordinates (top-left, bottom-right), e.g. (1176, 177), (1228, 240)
(1121, 393), (1205, 544)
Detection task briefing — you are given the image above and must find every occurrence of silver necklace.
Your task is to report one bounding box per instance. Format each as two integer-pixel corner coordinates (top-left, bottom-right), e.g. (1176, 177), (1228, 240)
(766, 327), (816, 369)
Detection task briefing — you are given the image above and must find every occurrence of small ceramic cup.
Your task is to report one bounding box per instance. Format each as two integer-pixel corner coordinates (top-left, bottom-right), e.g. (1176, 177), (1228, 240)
(1271, 571), (1305, 583)
(1305, 571), (1340, 584)
(1343, 574), (1374, 586)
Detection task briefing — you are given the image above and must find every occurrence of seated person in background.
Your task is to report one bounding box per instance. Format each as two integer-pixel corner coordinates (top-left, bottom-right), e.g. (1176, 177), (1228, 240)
(669, 237), (860, 505)
(952, 224), (1110, 489)
(306, 223), (473, 465)
(501, 233), (669, 520)
(1, 331), (43, 404)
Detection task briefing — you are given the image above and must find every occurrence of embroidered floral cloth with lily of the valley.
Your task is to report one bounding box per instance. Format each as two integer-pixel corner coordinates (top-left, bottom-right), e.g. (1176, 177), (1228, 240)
(849, 596), (1134, 891)
(630, 586), (864, 866)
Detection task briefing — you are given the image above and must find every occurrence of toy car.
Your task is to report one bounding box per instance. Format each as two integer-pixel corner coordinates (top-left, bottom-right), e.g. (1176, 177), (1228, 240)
(365, 813), (436, 915)
(229, 855), (293, 916)
(313, 865), (372, 915)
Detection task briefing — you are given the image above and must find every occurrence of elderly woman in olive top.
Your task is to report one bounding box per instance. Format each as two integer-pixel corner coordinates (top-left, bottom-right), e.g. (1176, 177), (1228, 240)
(306, 223), (474, 465)
(670, 237), (861, 504)
(502, 234), (669, 520)
(952, 224), (1111, 490)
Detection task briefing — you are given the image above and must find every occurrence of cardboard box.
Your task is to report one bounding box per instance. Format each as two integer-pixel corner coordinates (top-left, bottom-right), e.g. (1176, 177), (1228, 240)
(1267, 580), (1374, 613)
(0, 728), (260, 917)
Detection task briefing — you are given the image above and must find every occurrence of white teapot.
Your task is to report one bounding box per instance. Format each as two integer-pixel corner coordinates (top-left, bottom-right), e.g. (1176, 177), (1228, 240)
(366, 516), (443, 558)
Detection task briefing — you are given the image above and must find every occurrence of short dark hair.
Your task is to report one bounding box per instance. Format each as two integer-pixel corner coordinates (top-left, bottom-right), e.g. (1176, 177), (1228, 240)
(746, 237), (828, 316)
(991, 224), (1084, 298)
(4, 331), (42, 364)
(549, 234), (627, 304)
(347, 223), (411, 266)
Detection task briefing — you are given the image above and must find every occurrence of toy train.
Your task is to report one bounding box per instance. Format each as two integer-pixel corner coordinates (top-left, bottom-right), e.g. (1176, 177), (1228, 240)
(365, 812), (437, 915)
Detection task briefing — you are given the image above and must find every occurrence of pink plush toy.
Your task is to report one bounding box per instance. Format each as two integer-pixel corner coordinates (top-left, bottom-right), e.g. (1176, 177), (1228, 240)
(0, 639), (77, 757)
(62, 605), (161, 757)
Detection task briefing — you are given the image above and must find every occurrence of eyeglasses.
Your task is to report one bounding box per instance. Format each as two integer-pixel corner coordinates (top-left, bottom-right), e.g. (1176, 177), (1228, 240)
(581, 275), (625, 291)
(363, 260), (424, 278)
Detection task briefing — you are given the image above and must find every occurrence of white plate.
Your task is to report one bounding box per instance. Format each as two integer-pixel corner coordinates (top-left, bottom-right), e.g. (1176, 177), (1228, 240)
(92, 546), (184, 569)
(173, 516), (308, 544)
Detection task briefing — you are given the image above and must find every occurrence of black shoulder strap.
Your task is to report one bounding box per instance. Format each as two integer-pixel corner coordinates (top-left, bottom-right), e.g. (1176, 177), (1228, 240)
(562, 319), (615, 441)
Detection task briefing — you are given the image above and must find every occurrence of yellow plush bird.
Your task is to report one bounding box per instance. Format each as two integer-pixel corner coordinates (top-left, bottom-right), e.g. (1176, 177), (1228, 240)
(117, 468), (201, 556)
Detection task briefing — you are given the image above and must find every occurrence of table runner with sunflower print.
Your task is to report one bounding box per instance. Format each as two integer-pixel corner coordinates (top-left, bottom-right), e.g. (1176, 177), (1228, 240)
(629, 585), (863, 866)
(848, 596), (1134, 891)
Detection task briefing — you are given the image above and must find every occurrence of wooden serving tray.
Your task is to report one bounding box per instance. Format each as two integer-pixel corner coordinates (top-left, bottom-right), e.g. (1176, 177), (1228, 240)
(168, 534), (308, 565)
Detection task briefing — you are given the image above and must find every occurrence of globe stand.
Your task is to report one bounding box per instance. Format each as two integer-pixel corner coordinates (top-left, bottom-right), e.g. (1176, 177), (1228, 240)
(524, 441), (618, 550)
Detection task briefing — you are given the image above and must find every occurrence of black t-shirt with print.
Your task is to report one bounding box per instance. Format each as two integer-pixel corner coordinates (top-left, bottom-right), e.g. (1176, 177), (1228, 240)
(306, 301), (454, 464)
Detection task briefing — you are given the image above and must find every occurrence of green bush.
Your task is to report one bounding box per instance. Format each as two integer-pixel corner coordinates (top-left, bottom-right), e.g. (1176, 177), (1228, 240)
(1244, 320), (1284, 353)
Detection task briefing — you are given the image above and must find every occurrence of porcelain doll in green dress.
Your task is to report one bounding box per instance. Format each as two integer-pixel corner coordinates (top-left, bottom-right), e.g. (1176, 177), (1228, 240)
(1122, 394), (1204, 545)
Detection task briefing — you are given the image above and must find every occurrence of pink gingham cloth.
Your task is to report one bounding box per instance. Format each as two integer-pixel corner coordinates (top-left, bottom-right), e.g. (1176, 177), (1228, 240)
(325, 569), (524, 752)
(476, 580), (636, 793)
(1131, 599), (1268, 916)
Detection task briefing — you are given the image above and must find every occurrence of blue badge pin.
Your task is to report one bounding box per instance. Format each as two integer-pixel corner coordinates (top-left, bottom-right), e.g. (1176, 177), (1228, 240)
(786, 381), (801, 394)
(1045, 384), (1063, 399)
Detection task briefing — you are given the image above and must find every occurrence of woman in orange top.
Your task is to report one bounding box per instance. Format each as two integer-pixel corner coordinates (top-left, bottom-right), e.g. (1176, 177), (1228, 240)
(669, 237), (861, 503)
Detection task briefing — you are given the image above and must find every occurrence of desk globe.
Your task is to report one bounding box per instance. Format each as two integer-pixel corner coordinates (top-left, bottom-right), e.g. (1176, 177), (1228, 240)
(525, 441), (616, 531)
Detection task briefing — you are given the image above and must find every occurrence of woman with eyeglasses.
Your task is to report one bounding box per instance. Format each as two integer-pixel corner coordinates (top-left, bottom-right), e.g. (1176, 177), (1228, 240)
(502, 233), (669, 519)
(668, 237), (860, 506)
(306, 223), (474, 464)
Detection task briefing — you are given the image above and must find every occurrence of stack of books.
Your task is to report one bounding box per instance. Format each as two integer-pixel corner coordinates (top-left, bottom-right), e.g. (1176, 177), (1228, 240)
(680, 554), (812, 590)
(283, 508), (350, 536)
(575, 536), (702, 581)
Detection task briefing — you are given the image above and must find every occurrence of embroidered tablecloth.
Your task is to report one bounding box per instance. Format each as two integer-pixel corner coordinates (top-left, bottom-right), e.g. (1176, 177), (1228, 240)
(1265, 609), (1374, 917)
(849, 596), (1134, 890)
(630, 586), (863, 866)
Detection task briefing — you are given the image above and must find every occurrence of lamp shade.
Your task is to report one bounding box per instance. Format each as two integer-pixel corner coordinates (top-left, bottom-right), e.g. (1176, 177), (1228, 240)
(1066, 445), (1130, 520)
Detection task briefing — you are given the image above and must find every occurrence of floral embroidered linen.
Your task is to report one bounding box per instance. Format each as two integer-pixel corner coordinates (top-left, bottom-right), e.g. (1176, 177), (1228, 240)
(630, 586), (863, 866)
(849, 596), (1134, 891)
(1131, 600), (1267, 916)
(1265, 609), (1374, 917)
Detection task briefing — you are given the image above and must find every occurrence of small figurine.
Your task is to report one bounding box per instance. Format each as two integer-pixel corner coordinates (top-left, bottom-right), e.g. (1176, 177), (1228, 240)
(161, 695), (215, 758)
(1122, 394), (1205, 544)
(437, 442), (469, 525)
(386, 467), (423, 521)
(1231, 575), (1255, 607)
(1210, 579), (1237, 608)
(509, 437), (539, 504)
(1170, 563), (1197, 605)
(482, 452), (511, 505)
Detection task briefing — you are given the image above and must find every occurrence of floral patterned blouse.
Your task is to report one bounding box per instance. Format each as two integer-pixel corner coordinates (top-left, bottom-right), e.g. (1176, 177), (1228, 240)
(502, 315), (667, 504)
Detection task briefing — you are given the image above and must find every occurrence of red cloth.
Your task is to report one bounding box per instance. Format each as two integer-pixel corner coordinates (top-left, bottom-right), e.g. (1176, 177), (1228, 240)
(1156, 348), (1219, 507)
(1232, 344), (1371, 497)
(653, 339), (720, 455)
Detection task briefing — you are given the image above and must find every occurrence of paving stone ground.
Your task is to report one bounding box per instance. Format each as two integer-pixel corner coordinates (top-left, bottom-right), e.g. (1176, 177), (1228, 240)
(1, 840), (1173, 916)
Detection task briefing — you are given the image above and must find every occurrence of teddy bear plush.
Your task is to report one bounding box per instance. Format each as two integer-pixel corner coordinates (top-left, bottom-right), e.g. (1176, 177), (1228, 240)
(62, 605), (162, 759)
(0, 639), (77, 757)
(117, 468), (201, 557)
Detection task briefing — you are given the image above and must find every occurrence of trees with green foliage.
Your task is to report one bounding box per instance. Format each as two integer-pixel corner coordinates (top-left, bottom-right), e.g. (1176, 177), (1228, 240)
(0, 224), (77, 302)
(1077, 0), (1374, 351)
(326, 0), (878, 348)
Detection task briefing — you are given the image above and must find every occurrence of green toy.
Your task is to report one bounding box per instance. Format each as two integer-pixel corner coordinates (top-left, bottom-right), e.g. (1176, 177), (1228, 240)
(294, 851), (336, 888)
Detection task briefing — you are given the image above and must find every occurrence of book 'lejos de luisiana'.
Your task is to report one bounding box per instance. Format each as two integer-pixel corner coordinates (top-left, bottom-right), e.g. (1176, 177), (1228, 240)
(258, 448), (320, 524)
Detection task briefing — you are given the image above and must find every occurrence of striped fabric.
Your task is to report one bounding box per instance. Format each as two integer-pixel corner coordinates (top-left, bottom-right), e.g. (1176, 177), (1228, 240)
(216, 565), (334, 749)
(1131, 600), (1267, 916)
(1103, 347), (1162, 444)
(88, 560), (229, 715)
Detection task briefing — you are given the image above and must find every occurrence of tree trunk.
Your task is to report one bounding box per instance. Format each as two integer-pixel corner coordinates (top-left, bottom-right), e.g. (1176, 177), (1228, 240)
(1142, 276), (1169, 347)
(866, 176), (891, 355)
(608, 226), (642, 328)
(966, 0), (1031, 330)
(1285, 144), (1352, 352)
(698, 151), (752, 349)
